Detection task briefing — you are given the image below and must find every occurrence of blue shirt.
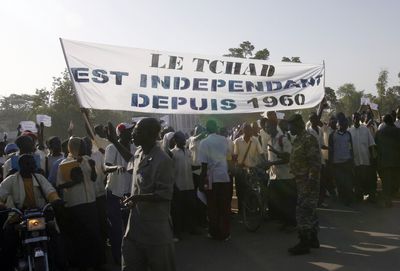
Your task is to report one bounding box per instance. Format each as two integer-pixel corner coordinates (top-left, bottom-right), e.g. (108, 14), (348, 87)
(48, 157), (64, 187)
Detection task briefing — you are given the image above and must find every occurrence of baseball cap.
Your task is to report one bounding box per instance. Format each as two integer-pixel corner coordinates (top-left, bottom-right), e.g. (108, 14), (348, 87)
(5, 143), (19, 155)
(116, 123), (135, 136)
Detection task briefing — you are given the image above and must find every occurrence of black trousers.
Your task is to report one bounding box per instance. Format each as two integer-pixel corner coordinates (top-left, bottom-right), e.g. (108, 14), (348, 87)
(171, 189), (196, 236)
(380, 167), (400, 201)
(64, 202), (104, 268)
(268, 179), (297, 226)
(320, 163), (337, 203)
(192, 173), (207, 226)
(207, 182), (231, 240)
(354, 165), (377, 200)
(96, 195), (108, 261)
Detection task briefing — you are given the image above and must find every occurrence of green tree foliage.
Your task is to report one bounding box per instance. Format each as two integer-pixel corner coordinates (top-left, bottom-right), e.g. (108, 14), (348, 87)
(0, 94), (35, 131)
(282, 57), (301, 63)
(224, 41), (269, 60)
(375, 70), (400, 114)
(252, 49), (270, 60)
(376, 70), (388, 97)
(335, 83), (364, 117)
(325, 87), (338, 109)
(0, 70), (134, 140)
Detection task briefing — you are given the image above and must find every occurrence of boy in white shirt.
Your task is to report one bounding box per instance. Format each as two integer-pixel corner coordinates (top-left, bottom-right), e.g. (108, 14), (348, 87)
(171, 132), (199, 239)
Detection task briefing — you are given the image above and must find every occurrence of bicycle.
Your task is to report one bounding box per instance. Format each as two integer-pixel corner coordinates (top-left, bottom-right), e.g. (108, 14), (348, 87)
(241, 166), (269, 232)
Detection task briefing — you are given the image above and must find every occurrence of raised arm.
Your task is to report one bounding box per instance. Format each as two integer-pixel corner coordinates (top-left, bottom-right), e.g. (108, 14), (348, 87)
(106, 122), (133, 163)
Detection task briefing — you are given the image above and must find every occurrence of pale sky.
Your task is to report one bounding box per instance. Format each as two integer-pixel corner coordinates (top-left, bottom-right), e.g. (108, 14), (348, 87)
(1, 0), (399, 96)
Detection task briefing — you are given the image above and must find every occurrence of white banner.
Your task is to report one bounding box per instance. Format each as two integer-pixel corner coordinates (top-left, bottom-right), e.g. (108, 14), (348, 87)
(20, 121), (38, 133)
(36, 114), (52, 127)
(61, 39), (325, 114)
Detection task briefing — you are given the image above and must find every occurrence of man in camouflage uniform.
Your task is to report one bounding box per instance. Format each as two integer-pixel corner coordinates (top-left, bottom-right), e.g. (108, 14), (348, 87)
(287, 114), (321, 255)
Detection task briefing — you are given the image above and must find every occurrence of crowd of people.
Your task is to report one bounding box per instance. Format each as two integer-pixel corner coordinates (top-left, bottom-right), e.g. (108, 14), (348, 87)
(0, 104), (399, 270)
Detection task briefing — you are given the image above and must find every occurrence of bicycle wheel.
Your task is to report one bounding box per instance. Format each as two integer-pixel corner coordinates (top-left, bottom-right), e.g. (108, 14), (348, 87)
(242, 191), (263, 232)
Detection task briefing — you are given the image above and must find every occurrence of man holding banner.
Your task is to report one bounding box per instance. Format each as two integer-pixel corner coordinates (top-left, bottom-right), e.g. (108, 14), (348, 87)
(105, 119), (175, 271)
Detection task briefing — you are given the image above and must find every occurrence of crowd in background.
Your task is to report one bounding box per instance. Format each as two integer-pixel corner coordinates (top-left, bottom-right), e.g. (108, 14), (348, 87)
(0, 104), (399, 270)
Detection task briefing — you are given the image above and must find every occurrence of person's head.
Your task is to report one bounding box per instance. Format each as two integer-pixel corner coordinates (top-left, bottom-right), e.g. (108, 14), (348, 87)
(4, 143), (19, 156)
(260, 118), (267, 131)
(251, 122), (260, 136)
(266, 111), (277, 123)
(15, 135), (35, 154)
(47, 136), (62, 155)
(94, 124), (106, 138)
(116, 123), (135, 143)
(79, 139), (87, 156)
(336, 112), (346, 122)
(287, 114), (305, 136)
(265, 118), (278, 137)
(352, 112), (361, 128)
(219, 127), (228, 137)
(367, 111), (374, 122)
(383, 114), (394, 126)
(242, 122), (253, 138)
(18, 154), (37, 178)
(22, 131), (38, 145)
(360, 111), (367, 123)
(338, 118), (349, 132)
(162, 132), (175, 151)
(82, 137), (93, 156)
(278, 119), (289, 133)
(173, 131), (186, 149)
(309, 112), (319, 127)
(68, 137), (82, 158)
(61, 140), (69, 157)
(206, 120), (218, 134)
(160, 126), (175, 140)
(133, 118), (161, 147)
(329, 116), (337, 130)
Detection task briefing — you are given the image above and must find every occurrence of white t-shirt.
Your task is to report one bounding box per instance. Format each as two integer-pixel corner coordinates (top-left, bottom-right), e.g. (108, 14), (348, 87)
(104, 143), (136, 197)
(233, 136), (263, 168)
(198, 134), (230, 183)
(2, 158), (11, 178)
(259, 129), (270, 156)
(35, 149), (47, 171)
(260, 127), (282, 158)
(0, 173), (57, 210)
(322, 126), (335, 161)
(92, 135), (110, 152)
(267, 132), (294, 180)
(188, 136), (202, 175)
(0, 156), (5, 166)
(171, 147), (194, 191)
(57, 156), (97, 207)
(91, 151), (106, 197)
(349, 125), (375, 166)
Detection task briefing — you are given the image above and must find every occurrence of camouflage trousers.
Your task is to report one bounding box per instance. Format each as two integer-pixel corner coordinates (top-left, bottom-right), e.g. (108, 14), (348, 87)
(295, 176), (320, 232)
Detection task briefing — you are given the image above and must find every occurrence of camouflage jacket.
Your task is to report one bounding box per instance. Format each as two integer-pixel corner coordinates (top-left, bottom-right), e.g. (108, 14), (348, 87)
(289, 131), (321, 180)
